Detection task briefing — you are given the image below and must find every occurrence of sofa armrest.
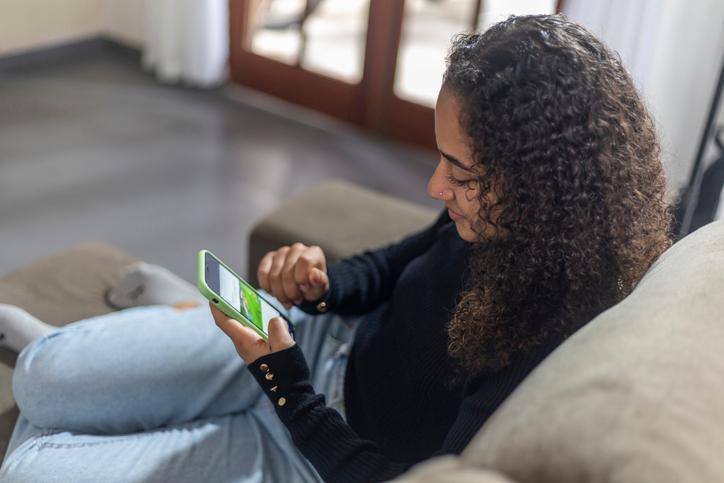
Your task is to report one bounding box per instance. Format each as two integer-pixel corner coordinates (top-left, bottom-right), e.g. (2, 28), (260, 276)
(395, 456), (517, 483)
(248, 180), (437, 280)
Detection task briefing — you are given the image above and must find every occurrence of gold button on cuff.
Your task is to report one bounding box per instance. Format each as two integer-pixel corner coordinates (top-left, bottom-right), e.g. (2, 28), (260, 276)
(316, 301), (328, 313)
(265, 372), (274, 381)
(277, 397), (287, 407)
(259, 363), (269, 373)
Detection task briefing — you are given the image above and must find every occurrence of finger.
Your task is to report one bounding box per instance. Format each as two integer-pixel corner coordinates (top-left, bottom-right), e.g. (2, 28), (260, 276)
(210, 303), (256, 344)
(293, 250), (312, 286)
(281, 243), (306, 303)
(268, 247), (291, 304)
(209, 302), (226, 324)
(308, 245), (327, 273)
(209, 302), (226, 325)
(210, 304), (269, 362)
(257, 251), (275, 292)
(267, 317), (295, 352)
(209, 303), (242, 329)
(295, 257), (312, 294)
(294, 246), (323, 296)
(309, 267), (329, 289)
(305, 268), (330, 301)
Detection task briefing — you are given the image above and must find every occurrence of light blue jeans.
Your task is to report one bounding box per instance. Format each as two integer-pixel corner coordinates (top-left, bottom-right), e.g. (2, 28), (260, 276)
(0, 302), (357, 483)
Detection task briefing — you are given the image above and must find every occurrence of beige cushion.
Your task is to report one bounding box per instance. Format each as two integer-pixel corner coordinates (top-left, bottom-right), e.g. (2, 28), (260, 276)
(248, 180), (437, 279)
(454, 220), (724, 483)
(0, 242), (136, 328)
(396, 456), (517, 483)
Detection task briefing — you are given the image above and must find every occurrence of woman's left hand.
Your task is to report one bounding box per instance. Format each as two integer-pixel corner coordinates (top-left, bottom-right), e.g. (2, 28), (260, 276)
(210, 304), (295, 364)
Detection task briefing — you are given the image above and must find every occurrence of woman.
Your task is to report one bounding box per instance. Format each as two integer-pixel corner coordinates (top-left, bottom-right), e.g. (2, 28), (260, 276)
(1, 14), (670, 483)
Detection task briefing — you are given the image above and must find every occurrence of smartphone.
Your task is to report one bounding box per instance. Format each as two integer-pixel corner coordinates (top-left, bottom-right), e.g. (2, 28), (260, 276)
(197, 250), (291, 340)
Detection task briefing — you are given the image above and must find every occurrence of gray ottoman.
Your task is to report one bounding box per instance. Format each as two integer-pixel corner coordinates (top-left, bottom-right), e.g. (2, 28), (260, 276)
(248, 180), (437, 280)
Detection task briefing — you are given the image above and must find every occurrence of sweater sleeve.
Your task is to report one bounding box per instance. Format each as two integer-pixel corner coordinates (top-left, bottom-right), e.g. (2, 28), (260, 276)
(249, 340), (558, 482)
(248, 345), (413, 483)
(299, 210), (450, 317)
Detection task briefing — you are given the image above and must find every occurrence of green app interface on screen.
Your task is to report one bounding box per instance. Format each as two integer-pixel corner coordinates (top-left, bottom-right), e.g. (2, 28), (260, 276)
(218, 264), (280, 334)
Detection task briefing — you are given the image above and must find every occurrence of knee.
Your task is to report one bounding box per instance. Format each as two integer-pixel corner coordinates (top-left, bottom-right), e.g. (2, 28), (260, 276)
(12, 332), (72, 428)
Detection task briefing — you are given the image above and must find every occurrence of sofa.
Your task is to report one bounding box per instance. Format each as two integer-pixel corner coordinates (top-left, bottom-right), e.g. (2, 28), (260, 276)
(1, 179), (723, 482)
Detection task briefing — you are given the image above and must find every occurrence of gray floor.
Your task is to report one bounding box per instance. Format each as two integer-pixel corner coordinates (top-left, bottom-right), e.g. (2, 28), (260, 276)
(0, 44), (438, 283)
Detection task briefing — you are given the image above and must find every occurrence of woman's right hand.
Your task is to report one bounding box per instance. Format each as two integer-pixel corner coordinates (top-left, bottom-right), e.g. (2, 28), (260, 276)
(257, 243), (329, 309)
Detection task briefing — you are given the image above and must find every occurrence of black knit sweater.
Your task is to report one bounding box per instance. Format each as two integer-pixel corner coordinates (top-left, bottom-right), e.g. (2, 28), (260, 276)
(248, 211), (561, 482)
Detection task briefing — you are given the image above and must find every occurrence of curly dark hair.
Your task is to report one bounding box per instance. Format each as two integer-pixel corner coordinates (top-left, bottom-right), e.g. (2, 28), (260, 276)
(443, 15), (672, 375)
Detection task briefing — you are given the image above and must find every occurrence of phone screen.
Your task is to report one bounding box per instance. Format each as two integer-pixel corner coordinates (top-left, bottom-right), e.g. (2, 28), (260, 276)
(205, 254), (283, 335)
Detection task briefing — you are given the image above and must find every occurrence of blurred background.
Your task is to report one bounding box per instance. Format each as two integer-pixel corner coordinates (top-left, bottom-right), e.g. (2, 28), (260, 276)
(1, 0), (723, 281)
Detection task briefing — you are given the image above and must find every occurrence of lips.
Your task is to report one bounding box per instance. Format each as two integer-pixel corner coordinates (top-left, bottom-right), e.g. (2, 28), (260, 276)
(447, 207), (463, 221)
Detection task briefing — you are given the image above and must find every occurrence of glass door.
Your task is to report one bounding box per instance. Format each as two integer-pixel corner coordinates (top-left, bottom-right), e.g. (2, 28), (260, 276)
(388, 0), (558, 148)
(249, 0), (369, 84)
(229, 0), (560, 149)
(230, 0), (371, 124)
(395, 0), (558, 107)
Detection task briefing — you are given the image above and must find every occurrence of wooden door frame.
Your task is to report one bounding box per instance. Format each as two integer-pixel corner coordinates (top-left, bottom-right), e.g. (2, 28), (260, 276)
(228, 0), (434, 147)
(377, 0), (567, 150)
(228, 0), (567, 150)
(228, 0), (366, 124)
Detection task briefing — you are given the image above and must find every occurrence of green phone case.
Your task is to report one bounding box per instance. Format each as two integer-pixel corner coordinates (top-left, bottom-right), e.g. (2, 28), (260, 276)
(197, 249), (270, 340)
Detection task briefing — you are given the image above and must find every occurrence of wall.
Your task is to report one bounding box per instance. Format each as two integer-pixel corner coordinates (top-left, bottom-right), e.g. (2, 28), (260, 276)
(0, 0), (104, 56)
(103, 0), (146, 48)
(0, 0), (147, 56)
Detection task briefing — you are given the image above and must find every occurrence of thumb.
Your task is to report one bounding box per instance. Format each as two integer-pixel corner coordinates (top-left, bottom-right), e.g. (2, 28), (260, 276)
(267, 316), (295, 352)
(302, 268), (329, 301)
(309, 268), (329, 289)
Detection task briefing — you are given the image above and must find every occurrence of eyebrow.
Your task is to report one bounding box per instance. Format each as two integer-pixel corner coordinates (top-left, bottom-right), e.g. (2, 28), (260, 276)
(439, 150), (475, 173)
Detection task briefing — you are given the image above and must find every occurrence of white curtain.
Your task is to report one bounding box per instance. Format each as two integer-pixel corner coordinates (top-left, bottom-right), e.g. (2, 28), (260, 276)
(143, 0), (229, 88)
(563, 0), (724, 197)
(561, 0), (661, 89)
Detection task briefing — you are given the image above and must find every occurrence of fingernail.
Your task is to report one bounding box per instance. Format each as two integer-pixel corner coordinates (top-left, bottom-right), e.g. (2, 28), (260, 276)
(300, 284), (309, 292)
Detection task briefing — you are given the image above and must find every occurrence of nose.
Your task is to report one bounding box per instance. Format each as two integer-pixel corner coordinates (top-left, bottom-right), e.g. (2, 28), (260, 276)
(427, 160), (453, 201)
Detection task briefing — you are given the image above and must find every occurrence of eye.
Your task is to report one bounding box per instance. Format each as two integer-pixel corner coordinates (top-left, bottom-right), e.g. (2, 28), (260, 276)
(446, 174), (475, 187)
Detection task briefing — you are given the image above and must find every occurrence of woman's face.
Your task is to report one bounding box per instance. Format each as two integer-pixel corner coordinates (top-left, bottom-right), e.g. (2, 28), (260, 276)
(428, 87), (484, 242)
